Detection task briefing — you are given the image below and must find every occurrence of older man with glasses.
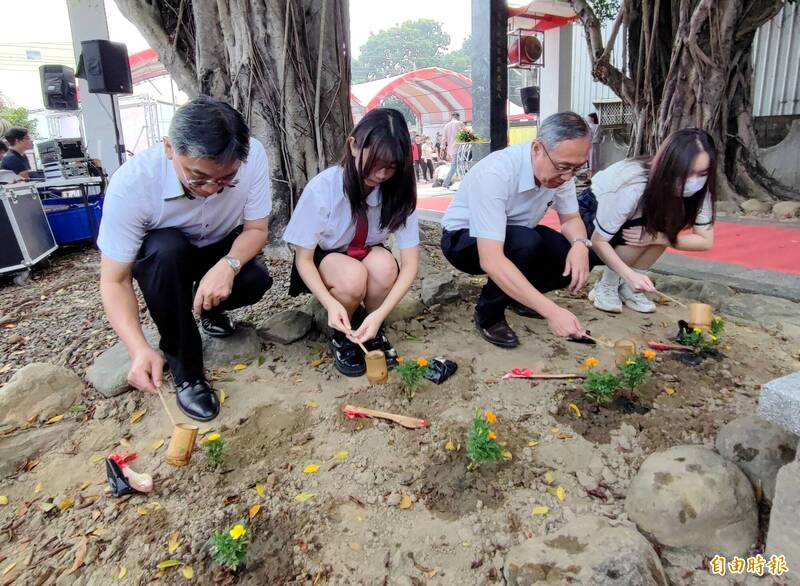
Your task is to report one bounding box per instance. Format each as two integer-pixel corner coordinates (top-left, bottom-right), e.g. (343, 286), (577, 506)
(440, 111), (595, 348)
(98, 96), (273, 421)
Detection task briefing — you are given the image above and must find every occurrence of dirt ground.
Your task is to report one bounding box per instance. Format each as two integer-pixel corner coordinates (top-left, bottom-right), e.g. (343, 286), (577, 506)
(0, 234), (798, 585)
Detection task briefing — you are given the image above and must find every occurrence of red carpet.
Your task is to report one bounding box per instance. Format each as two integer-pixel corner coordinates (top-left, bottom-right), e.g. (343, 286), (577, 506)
(418, 195), (800, 276)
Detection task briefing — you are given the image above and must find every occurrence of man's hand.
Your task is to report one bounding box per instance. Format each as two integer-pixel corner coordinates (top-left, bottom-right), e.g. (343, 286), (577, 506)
(193, 260), (236, 315)
(127, 346), (164, 393)
(623, 227), (669, 247)
(546, 306), (584, 338)
(563, 243), (590, 293)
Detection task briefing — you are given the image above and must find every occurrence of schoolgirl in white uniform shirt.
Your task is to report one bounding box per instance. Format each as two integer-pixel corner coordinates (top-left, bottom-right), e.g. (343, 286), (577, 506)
(579, 128), (716, 313)
(283, 108), (420, 377)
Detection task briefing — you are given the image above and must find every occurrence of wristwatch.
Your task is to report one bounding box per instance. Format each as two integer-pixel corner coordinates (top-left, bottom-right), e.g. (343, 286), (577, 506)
(572, 238), (593, 249)
(223, 255), (242, 274)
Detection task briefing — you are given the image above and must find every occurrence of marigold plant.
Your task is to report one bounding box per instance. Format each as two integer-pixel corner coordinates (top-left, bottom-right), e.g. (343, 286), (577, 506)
(681, 316), (726, 350)
(205, 434), (225, 468)
(210, 521), (248, 571)
(396, 356), (430, 401)
(582, 358), (619, 405)
(618, 354), (651, 391)
(466, 410), (503, 470)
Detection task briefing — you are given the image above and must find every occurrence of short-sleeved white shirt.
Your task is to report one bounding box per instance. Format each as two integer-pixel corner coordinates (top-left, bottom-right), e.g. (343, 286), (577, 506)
(591, 159), (714, 240)
(442, 141), (579, 241)
(282, 165), (419, 252)
(97, 138), (271, 263)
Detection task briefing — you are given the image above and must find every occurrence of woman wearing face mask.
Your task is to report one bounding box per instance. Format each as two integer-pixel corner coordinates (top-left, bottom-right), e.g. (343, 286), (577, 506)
(579, 128), (717, 313)
(283, 108), (419, 376)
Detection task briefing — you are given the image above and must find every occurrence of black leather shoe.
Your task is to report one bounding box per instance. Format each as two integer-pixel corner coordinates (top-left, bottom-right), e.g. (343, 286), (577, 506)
(474, 312), (519, 348)
(365, 325), (399, 369)
(508, 301), (544, 319)
(200, 311), (235, 338)
(330, 331), (366, 377)
(175, 379), (220, 422)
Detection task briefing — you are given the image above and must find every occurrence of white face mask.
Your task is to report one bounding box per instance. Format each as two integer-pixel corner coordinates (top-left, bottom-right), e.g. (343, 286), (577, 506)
(683, 175), (707, 197)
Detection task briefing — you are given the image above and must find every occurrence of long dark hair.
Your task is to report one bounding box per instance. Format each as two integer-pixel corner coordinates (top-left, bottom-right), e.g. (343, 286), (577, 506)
(340, 108), (416, 233)
(639, 128), (717, 244)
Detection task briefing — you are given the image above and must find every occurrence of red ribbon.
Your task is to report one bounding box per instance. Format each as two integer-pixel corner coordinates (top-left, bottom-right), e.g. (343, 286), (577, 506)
(108, 452), (139, 468)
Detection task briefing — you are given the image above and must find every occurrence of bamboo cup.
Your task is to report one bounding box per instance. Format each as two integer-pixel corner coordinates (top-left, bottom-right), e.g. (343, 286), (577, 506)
(165, 423), (199, 467)
(614, 339), (637, 366)
(688, 303), (713, 330)
(365, 350), (388, 384)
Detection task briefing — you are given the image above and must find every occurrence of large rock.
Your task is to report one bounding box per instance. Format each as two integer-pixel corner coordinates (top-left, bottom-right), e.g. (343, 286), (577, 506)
(765, 462), (800, 574)
(757, 372), (800, 435)
(421, 272), (459, 306)
(0, 363), (84, 427)
(258, 310), (312, 344)
(720, 294), (800, 329)
(87, 327), (160, 398)
(504, 515), (667, 585)
(625, 445), (758, 558)
(739, 198), (772, 215)
(201, 324), (262, 369)
(0, 423), (79, 476)
(385, 295), (425, 325)
(715, 415), (797, 502)
(773, 201), (800, 220)
(302, 297), (328, 333)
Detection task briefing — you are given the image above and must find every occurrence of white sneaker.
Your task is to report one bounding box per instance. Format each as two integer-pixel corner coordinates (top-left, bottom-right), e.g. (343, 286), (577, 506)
(588, 281), (623, 313)
(619, 283), (656, 313)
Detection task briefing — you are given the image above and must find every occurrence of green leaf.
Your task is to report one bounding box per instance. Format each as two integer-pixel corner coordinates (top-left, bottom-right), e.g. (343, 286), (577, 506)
(156, 559), (183, 569)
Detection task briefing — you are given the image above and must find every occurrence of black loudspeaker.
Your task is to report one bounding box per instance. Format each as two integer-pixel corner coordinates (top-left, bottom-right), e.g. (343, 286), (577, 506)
(77, 40), (133, 95)
(520, 86), (540, 115)
(39, 65), (78, 111)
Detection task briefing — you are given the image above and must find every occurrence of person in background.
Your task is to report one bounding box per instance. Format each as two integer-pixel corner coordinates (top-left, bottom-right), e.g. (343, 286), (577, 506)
(586, 113), (601, 177)
(435, 132), (447, 161)
(442, 112), (466, 188)
(420, 136), (435, 183)
(0, 140), (18, 184)
(581, 128), (717, 313)
(440, 112), (593, 348)
(412, 134), (421, 181)
(284, 108), (419, 377)
(1, 127), (33, 180)
(98, 96), (273, 422)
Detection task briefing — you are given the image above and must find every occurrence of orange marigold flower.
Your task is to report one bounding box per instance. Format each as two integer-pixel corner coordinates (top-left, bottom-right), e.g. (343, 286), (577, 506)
(416, 358), (428, 368)
(488, 431), (497, 440)
(484, 411), (497, 424)
(397, 357), (405, 364)
(643, 350), (656, 360)
(584, 357), (599, 368)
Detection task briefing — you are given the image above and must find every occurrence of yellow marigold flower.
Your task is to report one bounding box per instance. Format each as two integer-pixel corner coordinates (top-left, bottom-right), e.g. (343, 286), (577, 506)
(416, 358), (428, 368)
(484, 411), (497, 424)
(693, 327), (702, 334)
(709, 334), (718, 342)
(584, 357), (599, 368)
(643, 350), (656, 360)
(397, 357), (405, 364)
(713, 316), (722, 323)
(229, 524), (246, 540)
(625, 358), (635, 366)
(207, 433), (221, 442)
(488, 431), (497, 440)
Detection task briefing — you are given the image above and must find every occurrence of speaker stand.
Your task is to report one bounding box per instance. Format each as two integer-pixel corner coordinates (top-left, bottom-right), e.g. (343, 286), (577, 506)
(109, 95), (125, 167)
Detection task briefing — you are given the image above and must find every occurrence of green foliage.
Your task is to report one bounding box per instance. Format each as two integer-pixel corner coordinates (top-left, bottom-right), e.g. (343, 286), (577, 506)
(618, 355), (651, 391)
(455, 128), (481, 142)
(69, 404), (86, 414)
(205, 436), (225, 468)
(466, 411), (502, 469)
(210, 522), (248, 571)
(710, 316), (725, 337)
(681, 317), (725, 350)
(583, 369), (620, 404)
(0, 107), (38, 138)
(396, 358), (429, 401)
(588, 0), (622, 22)
(440, 36), (472, 75)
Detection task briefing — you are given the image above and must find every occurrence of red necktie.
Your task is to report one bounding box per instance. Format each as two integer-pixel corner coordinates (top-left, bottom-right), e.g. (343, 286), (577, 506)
(346, 209), (371, 261)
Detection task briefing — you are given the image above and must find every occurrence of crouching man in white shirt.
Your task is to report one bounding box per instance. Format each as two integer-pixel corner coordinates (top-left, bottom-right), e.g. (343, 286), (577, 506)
(441, 112), (595, 348)
(98, 96), (273, 421)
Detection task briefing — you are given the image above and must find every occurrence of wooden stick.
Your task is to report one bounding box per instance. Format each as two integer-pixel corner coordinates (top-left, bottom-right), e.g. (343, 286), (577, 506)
(343, 405), (429, 429)
(647, 341), (694, 352)
(581, 334), (614, 348)
(156, 386), (177, 427)
(524, 373), (587, 380)
(654, 289), (689, 308)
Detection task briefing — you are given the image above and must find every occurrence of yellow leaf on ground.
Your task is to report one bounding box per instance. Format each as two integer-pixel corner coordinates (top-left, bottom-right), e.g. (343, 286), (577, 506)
(118, 566), (127, 579)
(548, 486), (567, 501)
(181, 565), (194, 579)
(531, 505), (550, 516)
(502, 450), (513, 461)
(303, 464), (320, 474)
(232, 363), (247, 371)
(255, 483), (266, 497)
(310, 358), (324, 367)
(59, 496), (75, 511)
(249, 504), (261, 520)
(80, 482), (90, 491)
(151, 439), (165, 450)
(294, 492), (316, 502)
(527, 439), (539, 447)
(91, 454), (105, 464)
(665, 387), (676, 396)
(119, 438), (131, 448)
(445, 439), (456, 451)
(3, 562), (16, 576)
(130, 409), (147, 424)
(568, 403), (582, 418)
(399, 495), (413, 509)
(305, 400), (319, 408)
(47, 414), (64, 424)
(67, 538), (88, 575)
(219, 389), (226, 405)
(543, 471), (554, 484)
(39, 502), (56, 513)
(35, 482), (43, 495)
(157, 559), (183, 569)
(0, 495), (8, 505)
(333, 450), (348, 461)
(349, 542), (362, 551)
(168, 532), (180, 554)
(549, 427), (560, 434)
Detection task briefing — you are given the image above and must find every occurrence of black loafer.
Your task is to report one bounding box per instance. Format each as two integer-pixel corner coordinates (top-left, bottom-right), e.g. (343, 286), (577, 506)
(508, 301), (544, 319)
(175, 379), (220, 421)
(365, 326), (399, 369)
(330, 331), (366, 377)
(474, 312), (519, 348)
(200, 311), (235, 338)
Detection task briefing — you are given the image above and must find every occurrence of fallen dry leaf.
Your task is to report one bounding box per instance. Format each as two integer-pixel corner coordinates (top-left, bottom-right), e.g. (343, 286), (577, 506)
(349, 542), (362, 551)
(0, 495), (7, 505)
(181, 565), (194, 579)
(59, 496), (76, 511)
(151, 439), (165, 451)
(34, 482), (43, 495)
(249, 504), (261, 520)
(232, 363), (248, 371)
(543, 471), (555, 484)
(333, 450), (348, 461)
(118, 566), (127, 579)
(255, 483), (266, 497)
(310, 358), (324, 367)
(531, 505), (550, 516)
(2, 562), (16, 576)
(502, 450), (513, 461)
(130, 409), (147, 424)
(549, 427), (560, 434)
(119, 438), (131, 448)
(39, 502), (56, 513)
(445, 439), (456, 451)
(548, 486), (567, 502)
(168, 532), (180, 554)
(91, 454), (105, 464)
(156, 559), (183, 569)
(303, 464), (320, 474)
(219, 389), (226, 405)
(527, 439), (539, 447)
(665, 387), (676, 396)
(47, 414), (64, 424)
(80, 482), (90, 491)
(568, 403), (582, 418)
(294, 492), (316, 503)
(399, 495), (413, 509)
(305, 400), (319, 409)
(66, 538), (88, 575)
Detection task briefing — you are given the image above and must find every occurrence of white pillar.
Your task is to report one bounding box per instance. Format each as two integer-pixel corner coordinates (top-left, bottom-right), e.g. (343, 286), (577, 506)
(540, 25), (573, 121)
(66, 0), (124, 174)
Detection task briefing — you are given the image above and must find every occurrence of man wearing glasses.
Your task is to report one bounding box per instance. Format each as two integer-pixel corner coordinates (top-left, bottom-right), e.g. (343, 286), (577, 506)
(440, 111), (594, 348)
(98, 96), (272, 421)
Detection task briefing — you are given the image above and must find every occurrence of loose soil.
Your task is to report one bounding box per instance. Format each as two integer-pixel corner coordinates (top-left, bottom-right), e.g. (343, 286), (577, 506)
(1, 231), (798, 585)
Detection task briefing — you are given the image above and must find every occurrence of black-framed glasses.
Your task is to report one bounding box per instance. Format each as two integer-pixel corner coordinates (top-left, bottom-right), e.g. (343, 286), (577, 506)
(176, 163), (240, 189)
(540, 142), (586, 177)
